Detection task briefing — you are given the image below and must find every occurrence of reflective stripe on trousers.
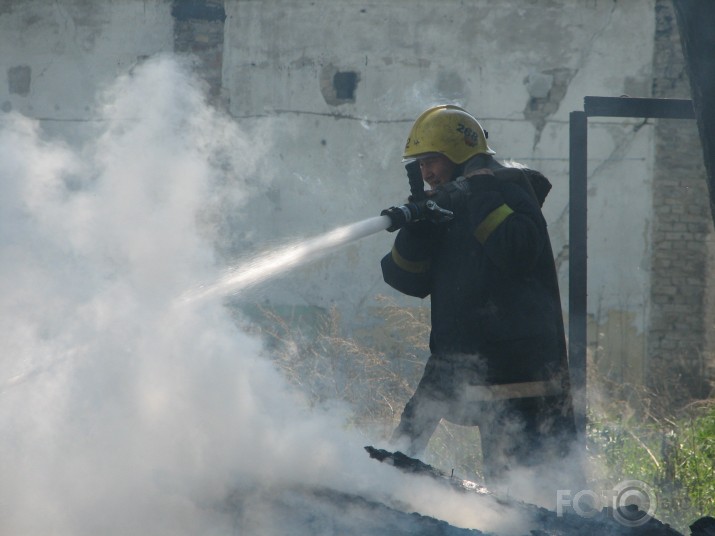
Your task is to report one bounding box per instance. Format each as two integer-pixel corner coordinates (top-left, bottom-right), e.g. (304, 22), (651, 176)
(463, 380), (562, 402)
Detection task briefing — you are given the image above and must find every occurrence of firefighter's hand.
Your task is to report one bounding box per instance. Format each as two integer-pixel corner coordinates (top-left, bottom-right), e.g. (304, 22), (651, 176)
(428, 178), (471, 214)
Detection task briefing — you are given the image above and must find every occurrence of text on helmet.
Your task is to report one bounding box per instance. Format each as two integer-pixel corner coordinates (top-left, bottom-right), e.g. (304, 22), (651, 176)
(456, 122), (479, 147)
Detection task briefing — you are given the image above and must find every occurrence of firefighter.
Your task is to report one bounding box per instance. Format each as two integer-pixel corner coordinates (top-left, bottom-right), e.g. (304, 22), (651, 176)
(380, 104), (577, 485)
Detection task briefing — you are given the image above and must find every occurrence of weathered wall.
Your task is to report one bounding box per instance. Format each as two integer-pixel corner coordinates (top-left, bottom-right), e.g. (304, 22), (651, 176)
(2, 0), (712, 393)
(221, 0), (660, 369)
(172, 0), (226, 104)
(0, 1), (173, 143)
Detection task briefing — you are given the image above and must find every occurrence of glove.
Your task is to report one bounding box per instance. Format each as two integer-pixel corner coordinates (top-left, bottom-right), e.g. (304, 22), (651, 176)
(428, 176), (472, 213)
(381, 176), (477, 232)
(406, 160), (426, 202)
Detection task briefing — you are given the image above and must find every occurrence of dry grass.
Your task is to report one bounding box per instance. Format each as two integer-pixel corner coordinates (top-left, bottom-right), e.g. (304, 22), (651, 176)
(237, 296), (487, 477)
(237, 298), (715, 530)
(237, 297), (427, 432)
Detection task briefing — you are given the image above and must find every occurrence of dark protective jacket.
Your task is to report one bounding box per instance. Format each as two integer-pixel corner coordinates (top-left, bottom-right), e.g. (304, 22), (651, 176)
(381, 166), (570, 389)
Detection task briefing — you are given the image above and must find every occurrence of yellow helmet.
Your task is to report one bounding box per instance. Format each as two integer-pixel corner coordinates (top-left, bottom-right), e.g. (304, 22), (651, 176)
(403, 105), (495, 164)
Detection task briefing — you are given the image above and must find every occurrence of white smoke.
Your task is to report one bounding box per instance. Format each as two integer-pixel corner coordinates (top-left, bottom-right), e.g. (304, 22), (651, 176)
(0, 55), (276, 535)
(0, 56), (531, 536)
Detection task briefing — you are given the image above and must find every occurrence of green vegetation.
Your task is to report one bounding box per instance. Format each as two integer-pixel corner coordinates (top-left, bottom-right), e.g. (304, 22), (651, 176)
(588, 395), (715, 533)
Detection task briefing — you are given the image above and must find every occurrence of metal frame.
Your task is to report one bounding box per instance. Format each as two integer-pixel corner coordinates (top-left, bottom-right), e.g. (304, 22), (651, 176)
(568, 96), (695, 436)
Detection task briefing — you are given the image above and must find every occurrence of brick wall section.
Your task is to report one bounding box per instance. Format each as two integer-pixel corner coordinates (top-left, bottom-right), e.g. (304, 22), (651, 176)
(172, 0), (226, 107)
(648, 0), (715, 401)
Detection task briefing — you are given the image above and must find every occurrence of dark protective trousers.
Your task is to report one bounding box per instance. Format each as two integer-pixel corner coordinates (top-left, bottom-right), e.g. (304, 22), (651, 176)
(392, 352), (576, 485)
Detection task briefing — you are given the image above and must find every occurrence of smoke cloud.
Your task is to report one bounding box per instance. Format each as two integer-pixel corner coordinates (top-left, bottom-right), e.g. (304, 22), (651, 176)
(0, 56), (535, 535)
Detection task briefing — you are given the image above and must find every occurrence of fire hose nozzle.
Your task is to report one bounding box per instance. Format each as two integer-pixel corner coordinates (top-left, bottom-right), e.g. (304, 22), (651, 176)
(380, 199), (454, 232)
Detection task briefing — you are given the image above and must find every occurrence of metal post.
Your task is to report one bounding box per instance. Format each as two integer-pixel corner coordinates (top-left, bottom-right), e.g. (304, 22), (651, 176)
(569, 111), (588, 438)
(567, 96), (695, 440)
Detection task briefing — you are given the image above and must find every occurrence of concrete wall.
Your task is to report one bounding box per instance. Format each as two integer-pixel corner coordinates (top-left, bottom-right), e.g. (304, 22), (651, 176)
(222, 0), (661, 368)
(2, 0), (712, 392)
(0, 1), (173, 143)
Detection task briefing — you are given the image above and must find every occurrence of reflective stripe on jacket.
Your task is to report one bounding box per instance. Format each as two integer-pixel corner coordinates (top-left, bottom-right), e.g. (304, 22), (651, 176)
(381, 166), (570, 386)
